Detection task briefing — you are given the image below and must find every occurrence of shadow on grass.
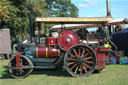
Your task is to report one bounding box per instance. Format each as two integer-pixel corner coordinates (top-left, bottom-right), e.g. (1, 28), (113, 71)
(32, 69), (70, 77)
(107, 64), (128, 65)
(0, 66), (71, 79)
(0, 66), (12, 79)
(2, 64), (128, 79)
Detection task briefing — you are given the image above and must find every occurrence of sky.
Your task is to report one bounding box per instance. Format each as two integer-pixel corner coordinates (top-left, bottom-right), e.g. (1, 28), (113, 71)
(71, 0), (128, 19)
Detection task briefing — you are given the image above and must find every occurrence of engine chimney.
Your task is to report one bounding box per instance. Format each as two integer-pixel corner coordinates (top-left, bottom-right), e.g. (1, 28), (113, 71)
(29, 14), (35, 42)
(106, 0), (112, 17)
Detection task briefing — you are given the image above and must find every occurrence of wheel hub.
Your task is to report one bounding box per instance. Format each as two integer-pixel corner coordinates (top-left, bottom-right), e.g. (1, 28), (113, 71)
(77, 57), (84, 64)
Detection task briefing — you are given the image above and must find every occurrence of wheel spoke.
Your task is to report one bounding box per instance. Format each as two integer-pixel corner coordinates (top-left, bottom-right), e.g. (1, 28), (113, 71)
(82, 66), (87, 73)
(19, 70), (24, 75)
(79, 48), (81, 56)
(80, 65), (82, 75)
(69, 53), (76, 58)
(67, 62), (75, 66)
(75, 66), (79, 74)
(86, 49), (92, 56)
(83, 53), (88, 58)
(84, 57), (93, 61)
(21, 69), (24, 72)
(73, 49), (78, 56)
(70, 63), (78, 70)
(67, 58), (77, 61)
(85, 61), (94, 64)
(81, 49), (85, 57)
(84, 63), (92, 70)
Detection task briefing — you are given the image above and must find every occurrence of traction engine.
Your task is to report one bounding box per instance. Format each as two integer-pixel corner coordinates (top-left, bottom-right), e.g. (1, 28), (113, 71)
(8, 18), (111, 78)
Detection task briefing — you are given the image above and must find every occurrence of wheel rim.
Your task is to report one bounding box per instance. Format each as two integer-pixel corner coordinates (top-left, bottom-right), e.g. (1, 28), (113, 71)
(8, 55), (33, 78)
(64, 45), (97, 77)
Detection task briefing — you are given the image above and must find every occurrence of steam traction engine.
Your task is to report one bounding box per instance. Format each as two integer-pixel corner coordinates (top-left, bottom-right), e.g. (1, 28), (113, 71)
(8, 17), (112, 78)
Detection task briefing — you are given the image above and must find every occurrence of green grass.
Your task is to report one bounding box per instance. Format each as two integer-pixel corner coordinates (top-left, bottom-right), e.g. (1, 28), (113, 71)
(0, 60), (128, 85)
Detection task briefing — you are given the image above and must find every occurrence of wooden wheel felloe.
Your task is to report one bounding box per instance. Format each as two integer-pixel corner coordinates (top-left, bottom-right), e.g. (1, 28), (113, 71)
(8, 55), (34, 78)
(64, 45), (97, 77)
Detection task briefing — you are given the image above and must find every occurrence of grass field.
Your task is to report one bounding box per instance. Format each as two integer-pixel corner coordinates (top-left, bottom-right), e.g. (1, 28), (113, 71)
(0, 60), (128, 85)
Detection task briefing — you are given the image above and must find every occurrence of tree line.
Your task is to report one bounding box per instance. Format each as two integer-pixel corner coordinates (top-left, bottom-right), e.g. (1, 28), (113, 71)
(0, 0), (78, 42)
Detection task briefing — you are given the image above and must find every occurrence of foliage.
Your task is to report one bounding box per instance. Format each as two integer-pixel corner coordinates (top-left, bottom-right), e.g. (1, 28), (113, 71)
(0, 0), (49, 42)
(46, 0), (79, 17)
(45, 0), (79, 34)
(0, 0), (19, 27)
(26, 0), (49, 17)
(0, 0), (79, 43)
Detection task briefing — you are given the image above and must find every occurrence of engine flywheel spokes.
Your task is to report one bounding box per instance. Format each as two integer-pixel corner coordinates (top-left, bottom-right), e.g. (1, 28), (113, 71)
(64, 45), (97, 77)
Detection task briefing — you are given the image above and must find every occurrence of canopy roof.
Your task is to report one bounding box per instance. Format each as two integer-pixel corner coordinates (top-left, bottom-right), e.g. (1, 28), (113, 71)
(51, 18), (128, 30)
(107, 18), (128, 25)
(35, 17), (112, 24)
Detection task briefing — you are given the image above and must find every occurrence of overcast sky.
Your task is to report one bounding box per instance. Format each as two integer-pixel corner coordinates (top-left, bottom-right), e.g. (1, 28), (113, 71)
(71, 0), (128, 19)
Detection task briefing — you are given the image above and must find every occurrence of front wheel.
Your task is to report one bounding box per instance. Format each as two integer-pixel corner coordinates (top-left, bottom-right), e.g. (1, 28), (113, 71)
(64, 45), (97, 77)
(8, 55), (33, 78)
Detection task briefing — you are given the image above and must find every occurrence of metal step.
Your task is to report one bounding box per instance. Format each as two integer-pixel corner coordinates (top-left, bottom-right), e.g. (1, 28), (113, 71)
(34, 65), (56, 69)
(31, 58), (57, 63)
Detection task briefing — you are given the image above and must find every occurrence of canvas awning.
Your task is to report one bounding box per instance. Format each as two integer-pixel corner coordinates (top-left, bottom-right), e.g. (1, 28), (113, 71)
(106, 18), (128, 25)
(51, 18), (128, 30)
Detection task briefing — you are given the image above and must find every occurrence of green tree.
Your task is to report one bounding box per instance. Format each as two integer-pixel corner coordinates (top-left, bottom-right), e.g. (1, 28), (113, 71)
(1, 0), (49, 41)
(26, 0), (49, 17)
(0, 0), (78, 43)
(0, 0), (19, 28)
(10, 0), (49, 39)
(0, 0), (22, 43)
(46, 0), (79, 17)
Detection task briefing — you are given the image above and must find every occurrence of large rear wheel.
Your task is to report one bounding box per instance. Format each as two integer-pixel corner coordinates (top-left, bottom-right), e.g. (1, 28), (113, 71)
(64, 45), (97, 77)
(8, 55), (33, 78)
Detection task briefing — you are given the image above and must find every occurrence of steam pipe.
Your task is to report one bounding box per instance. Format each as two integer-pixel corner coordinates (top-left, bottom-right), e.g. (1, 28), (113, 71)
(106, 0), (112, 17)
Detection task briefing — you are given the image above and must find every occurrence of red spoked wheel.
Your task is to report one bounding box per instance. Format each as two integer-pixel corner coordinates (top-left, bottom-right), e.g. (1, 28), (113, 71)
(64, 44), (97, 77)
(8, 55), (33, 78)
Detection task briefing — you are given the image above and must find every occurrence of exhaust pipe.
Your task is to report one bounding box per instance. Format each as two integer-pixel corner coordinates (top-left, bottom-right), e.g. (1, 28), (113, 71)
(106, 0), (112, 17)
(29, 14), (35, 42)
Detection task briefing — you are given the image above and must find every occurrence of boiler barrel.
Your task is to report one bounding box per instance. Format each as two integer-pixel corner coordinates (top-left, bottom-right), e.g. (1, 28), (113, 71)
(29, 46), (60, 58)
